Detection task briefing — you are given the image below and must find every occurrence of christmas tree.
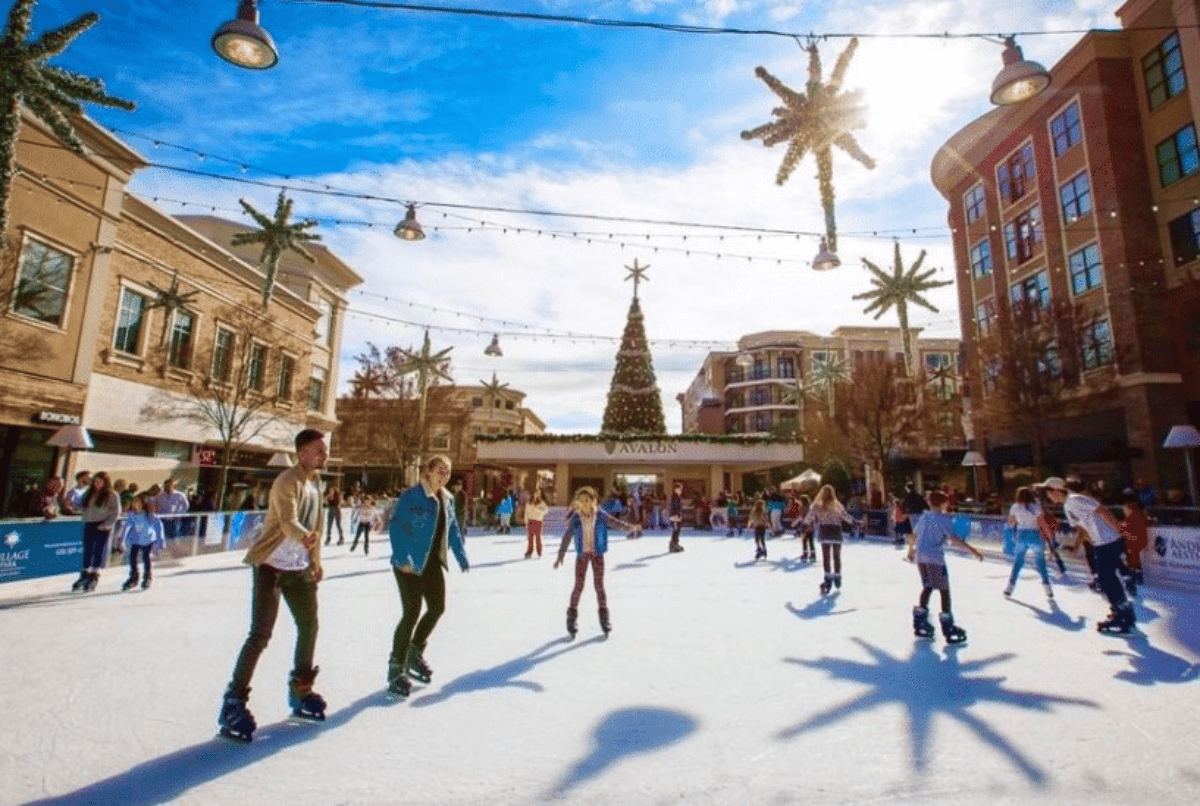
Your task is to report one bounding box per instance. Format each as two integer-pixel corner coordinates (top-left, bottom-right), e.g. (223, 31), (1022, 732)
(601, 260), (666, 434)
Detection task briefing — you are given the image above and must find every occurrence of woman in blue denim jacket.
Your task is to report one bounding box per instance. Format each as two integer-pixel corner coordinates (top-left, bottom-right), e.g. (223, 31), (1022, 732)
(385, 455), (469, 698)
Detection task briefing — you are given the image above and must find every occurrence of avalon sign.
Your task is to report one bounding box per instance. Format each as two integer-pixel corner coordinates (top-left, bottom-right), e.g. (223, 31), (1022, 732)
(603, 440), (679, 456)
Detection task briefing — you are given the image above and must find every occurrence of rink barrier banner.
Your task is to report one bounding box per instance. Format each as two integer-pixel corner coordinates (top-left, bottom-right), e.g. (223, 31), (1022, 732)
(0, 519), (90, 583)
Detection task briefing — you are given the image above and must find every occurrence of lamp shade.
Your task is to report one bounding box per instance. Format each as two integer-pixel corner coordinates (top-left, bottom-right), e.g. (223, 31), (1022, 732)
(212, 1), (278, 69)
(46, 424), (93, 450)
(1163, 424), (1200, 449)
(811, 237), (840, 271)
(990, 37), (1051, 105)
(484, 334), (503, 357)
(394, 204), (426, 241)
(961, 450), (988, 467)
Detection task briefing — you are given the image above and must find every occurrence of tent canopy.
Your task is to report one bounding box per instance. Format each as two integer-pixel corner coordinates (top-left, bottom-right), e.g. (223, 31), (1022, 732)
(781, 469), (822, 490)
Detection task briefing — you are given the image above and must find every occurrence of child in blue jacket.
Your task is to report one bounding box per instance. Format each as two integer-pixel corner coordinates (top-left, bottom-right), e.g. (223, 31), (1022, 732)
(122, 492), (165, 591)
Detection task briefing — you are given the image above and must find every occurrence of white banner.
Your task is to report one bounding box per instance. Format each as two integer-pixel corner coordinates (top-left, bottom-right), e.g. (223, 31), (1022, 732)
(1143, 526), (1200, 592)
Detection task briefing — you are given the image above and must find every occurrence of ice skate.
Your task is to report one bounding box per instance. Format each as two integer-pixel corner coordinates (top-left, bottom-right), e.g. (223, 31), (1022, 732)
(939, 611), (967, 644)
(598, 607), (611, 635)
(70, 573), (88, 592)
(1003, 582), (1014, 598)
(566, 606), (578, 638)
(1097, 602), (1137, 635)
(833, 573), (842, 590)
(122, 576), (139, 592)
(218, 688), (256, 742)
(288, 667), (326, 721)
(912, 606), (935, 638)
(819, 574), (832, 596)
(1043, 581), (1054, 600)
(141, 577), (151, 590)
(386, 656), (411, 698)
(82, 572), (98, 592)
(407, 644), (433, 684)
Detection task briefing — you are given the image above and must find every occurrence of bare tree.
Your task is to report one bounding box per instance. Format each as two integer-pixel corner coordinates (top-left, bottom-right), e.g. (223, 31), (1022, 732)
(139, 303), (309, 508)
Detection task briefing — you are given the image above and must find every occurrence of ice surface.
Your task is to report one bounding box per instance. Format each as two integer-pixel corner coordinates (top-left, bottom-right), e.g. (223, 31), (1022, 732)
(3, 530), (1199, 805)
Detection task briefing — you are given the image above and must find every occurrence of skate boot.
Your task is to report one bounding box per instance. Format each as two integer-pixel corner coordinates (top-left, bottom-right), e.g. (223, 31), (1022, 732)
(819, 574), (832, 596)
(912, 606), (935, 638)
(71, 573), (88, 592)
(939, 612), (967, 644)
(141, 576), (151, 590)
(122, 576), (139, 592)
(567, 606), (578, 638)
(1043, 581), (1054, 600)
(82, 571), (98, 592)
(387, 655), (411, 697)
(1097, 602), (1136, 634)
(1088, 575), (1102, 593)
(218, 687), (257, 742)
(1133, 568), (1144, 587)
(407, 643), (433, 684)
(599, 607), (611, 635)
(1003, 582), (1014, 597)
(288, 667), (327, 720)
(833, 573), (842, 590)
(1123, 574), (1138, 598)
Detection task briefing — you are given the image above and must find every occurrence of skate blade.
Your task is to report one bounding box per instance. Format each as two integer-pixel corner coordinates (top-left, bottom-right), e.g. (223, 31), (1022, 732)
(1097, 627), (1141, 637)
(217, 728), (253, 743)
(288, 711), (326, 723)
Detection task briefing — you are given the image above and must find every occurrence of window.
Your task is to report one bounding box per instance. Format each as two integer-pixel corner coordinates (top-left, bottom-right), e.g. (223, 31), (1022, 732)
(1068, 243), (1103, 295)
(964, 184), (986, 224)
(471, 396), (483, 407)
(1059, 172), (1092, 222)
(211, 327), (234, 382)
(924, 352), (952, 372)
(749, 387), (770, 406)
(167, 310), (194, 369)
(750, 357), (769, 380)
(754, 411), (772, 432)
(431, 427), (451, 451)
(1010, 269), (1050, 315)
(11, 237), (71, 326)
(1050, 102), (1082, 156)
(1004, 206), (1041, 264)
(1168, 208), (1200, 265)
(1080, 319), (1113, 370)
(982, 358), (1001, 396)
(247, 342), (267, 392)
(777, 356), (795, 378)
(810, 350), (828, 374)
(976, 298), (996, 338)
(114, 287), (147, 354)
(1156, 124), (1199, 187)
(727, 366), (744, 384)
(314, 298), (334, 346)
(1143, 31), (1186, 111)
(277, 353), (295, 398)
(970, 239), (992, 279)
(308, 366), (327, 411)
(997, 143), (1035, 204)
(924, 352), (954, 401)
(1039, 341), (1062, 381)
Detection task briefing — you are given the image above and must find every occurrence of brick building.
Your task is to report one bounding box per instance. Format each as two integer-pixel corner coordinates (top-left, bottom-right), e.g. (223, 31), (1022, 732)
(931, 0), (1200, 491)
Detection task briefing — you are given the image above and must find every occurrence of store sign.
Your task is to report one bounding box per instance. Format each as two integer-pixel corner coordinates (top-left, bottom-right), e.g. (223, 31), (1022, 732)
(36, 411), (81, 425)
(603, 440), (679, 456)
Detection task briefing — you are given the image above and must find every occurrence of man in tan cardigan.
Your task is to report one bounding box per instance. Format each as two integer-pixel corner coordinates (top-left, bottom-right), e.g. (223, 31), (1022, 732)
(218, 429), (328, 742)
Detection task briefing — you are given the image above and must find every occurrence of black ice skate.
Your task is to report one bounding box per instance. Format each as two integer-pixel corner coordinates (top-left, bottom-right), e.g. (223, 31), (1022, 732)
(122, 576), (138, 592)
(407, 644), (433, 684)
(912, 606), (935, 638)
(819, 574), (833, 596)
(141, 577), (151, 590)
(218, 688), (257, 742)
(82, 572), (98, 592)
(599, 607), (611, 635)
(939, 611), (967, 644)
(71, 573), (88, 592)
(288, 667), (327, 721)
(387, 656), (411, 697)
(567, 606), (578, 638)
(1097, 602), (1137, 635)
(833, 574), (842, 590)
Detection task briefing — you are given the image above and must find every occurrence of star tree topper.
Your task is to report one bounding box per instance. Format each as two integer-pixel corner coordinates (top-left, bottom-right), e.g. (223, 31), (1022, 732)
(741, 37), (874, 253)
(624, 258), (650, 299)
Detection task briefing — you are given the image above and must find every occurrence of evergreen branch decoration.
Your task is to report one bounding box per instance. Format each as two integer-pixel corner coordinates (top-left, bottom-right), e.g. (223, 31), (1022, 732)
(0, 0), (135, 247)
(741, 38), (873, 253)
(853, 241), (952, 377)
(231, 190), (321, 305)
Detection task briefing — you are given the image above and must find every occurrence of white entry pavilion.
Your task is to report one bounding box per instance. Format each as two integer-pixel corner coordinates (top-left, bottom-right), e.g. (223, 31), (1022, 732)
(475, 435), (803, 506)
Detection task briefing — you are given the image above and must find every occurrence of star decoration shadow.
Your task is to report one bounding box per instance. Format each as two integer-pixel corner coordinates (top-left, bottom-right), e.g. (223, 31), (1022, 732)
(776, 638), (1098, 783)
(0, 0), (134, 247)
(231, 190), (321, 305)
(741, 37), (874, 252)
(146, 270), (201, 346)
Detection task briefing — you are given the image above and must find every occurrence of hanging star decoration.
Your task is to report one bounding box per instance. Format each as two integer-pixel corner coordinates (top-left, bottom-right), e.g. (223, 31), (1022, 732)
(926, 361), (957, 401)
(0, 0), (135, 248)
(854, 241), (952, 378)
(624, 258), (650, 299)
(741, 37), (874, 253)
(479, 371), (510, 410)
(231, 190), (321, 306)
(349, 366), (386, 399)
(146, 270), (201, 346)
(808, 355), (850, 417)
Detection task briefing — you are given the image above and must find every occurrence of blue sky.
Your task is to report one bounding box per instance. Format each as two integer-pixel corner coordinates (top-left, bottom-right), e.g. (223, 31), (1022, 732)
(32, 0), (1118, 432)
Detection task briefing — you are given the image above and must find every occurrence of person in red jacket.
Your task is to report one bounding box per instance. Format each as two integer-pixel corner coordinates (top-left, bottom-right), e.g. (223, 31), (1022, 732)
(1120, 499), (1149, 591)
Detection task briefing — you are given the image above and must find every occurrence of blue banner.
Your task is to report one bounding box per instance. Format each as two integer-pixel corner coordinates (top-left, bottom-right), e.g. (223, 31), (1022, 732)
(0, 519), (89, 583)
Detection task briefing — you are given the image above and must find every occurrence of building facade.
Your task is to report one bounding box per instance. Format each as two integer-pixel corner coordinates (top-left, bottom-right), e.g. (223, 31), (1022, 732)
(0, 112), (361, 514)
(931, 0), (1200, 491)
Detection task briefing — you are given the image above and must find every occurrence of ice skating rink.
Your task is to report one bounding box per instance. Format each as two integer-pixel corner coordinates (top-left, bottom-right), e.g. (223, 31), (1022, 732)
(3, 529), (1199, 806)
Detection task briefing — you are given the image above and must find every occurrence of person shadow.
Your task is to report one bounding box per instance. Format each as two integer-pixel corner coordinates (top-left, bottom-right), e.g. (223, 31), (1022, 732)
(410, 635), (605, 708)
(1103, 635), (1200, 685)
(23, 691), (396, 806)
(785, 597), (856, 620)
(1006, 598), (1087, 632)
(546, 706), (699, 798)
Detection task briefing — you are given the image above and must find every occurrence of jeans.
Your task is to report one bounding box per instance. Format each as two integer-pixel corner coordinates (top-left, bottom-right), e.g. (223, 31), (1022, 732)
(81, 522), (109, 571)
(351, 523), (370, 553)
(229, 565), (319, 697)
(1093, 539), (1130, 608)
(128, 544), (153, 581)
(392, 563), (446, 664)
(1007, 529), (1049, 585)
(326, 505), (344, 544)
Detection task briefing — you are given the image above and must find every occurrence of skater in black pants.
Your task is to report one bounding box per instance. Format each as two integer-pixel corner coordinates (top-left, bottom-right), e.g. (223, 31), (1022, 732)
(805, 485), (857, 594)
(386, 455), (470, 698)
(747, 499), (769, 560)
(667, 483), (685, 552)
(324, 484), (344, 546)
(911, 490), (983, 643)
(71, 472), (121, 592)
(1038, 476), (1137, 634)
(218, 429), (329, 742)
